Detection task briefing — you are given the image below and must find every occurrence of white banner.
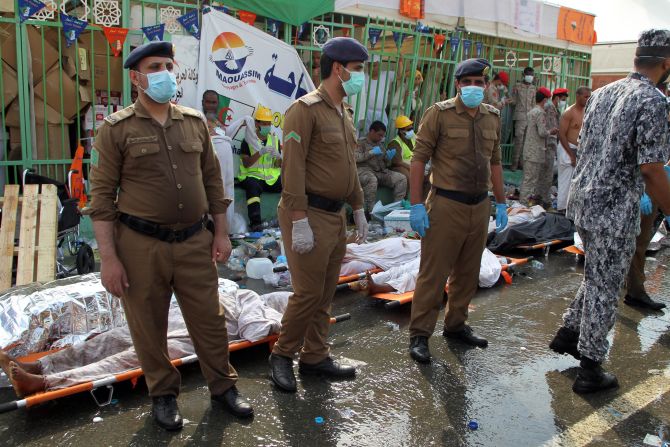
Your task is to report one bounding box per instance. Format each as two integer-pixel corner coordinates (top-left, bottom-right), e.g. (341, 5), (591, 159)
(172, 34), (200, 109)
(514, 0), (542, 34)
(196, 8), (315, 140)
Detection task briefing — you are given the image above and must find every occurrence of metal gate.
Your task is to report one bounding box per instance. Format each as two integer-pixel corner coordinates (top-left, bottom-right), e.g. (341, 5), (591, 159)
(0, 3), (592, 195)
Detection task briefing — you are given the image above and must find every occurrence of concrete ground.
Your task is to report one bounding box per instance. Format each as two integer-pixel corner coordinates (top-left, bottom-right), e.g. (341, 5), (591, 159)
(0, 249), (668, 446)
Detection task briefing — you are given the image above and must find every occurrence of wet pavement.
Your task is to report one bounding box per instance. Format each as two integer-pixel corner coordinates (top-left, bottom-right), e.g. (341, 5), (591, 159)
(0, 249), (669, 446)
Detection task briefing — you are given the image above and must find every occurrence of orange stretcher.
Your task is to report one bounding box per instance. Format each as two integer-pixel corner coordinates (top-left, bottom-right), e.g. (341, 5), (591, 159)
(561, 245), (584, 256)
(0, 314), (351, 413)
(338, 268), (382, 284)
(337, 257), (533, 309)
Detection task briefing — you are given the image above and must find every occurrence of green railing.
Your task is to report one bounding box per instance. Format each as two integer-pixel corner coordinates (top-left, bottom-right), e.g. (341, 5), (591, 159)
(0, 4), (592, 195)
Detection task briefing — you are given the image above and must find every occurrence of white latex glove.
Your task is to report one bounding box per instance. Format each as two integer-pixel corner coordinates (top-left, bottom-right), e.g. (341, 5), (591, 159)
(270, 147), (282, 159)
(259, 145), (274, 156)
(353, 209), (368, 244)
(291, 218), (314, 254)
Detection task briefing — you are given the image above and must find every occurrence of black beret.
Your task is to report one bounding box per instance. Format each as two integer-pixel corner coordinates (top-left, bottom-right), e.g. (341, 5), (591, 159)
(322, 37), (369, 63)
(455, 58), (491, 79)
(124, 41), (175, 69)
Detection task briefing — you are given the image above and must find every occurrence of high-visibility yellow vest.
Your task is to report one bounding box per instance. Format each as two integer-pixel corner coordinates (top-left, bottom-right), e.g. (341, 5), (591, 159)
(237, 134), (281, 185)
(391, 135), (416, 162)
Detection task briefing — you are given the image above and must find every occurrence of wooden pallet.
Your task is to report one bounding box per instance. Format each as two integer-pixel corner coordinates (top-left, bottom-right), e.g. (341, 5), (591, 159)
(0, 184), (58, 291)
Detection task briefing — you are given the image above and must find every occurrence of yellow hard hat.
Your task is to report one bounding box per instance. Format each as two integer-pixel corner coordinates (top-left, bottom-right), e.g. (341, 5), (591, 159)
(395, 115), (413, 129)
(254, 105), (272, 122)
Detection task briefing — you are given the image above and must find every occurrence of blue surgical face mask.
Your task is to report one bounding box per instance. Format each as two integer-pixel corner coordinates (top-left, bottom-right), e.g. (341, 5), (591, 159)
(403, 129), (415, 139)
(460, 86), (485, 108)
(340, 68), (365, 96)
(137, 70), (177, 104)
(259, 125), (271, 138)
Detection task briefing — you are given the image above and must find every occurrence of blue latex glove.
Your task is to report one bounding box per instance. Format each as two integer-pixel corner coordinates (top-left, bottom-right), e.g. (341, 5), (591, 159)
(495, 203), (508, 231)
(410, 204), (430, 237)
(666, 215), (670, 228)
(664, 165), (670, 178)
(370, 146), (383, 156)
(640, 193), (653, 215)
(386, 148), (397, 161)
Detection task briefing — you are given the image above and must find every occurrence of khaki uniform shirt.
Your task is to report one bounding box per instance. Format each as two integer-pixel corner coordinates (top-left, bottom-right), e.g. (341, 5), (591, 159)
(411, 96), (502, 195)
(280, 84), (364, 211)
(523, 106), (550, 164)
(87, 101), (229, 225)
(544, 101), (560, 148)
(356, 137), (389, 172)
(511, 82), (537, 120)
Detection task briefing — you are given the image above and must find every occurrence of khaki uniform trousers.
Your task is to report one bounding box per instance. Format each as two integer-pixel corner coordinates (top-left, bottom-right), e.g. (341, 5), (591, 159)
(272, 205), (346, 363)
(409, 192), (490, 337)
(626, 199), (661, 298)
(115, 222), (237, 397)
(520, 160), (544, 203)
(512, 120), (528, 170)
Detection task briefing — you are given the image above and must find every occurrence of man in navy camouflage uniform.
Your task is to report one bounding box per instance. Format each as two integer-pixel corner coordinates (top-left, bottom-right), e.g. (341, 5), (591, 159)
(549, 29), (670, 394)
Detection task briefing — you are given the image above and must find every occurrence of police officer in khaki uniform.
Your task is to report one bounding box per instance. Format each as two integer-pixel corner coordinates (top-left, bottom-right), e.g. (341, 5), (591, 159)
(510, 67), (537, 170)
(87, 42), (252, 430)
(269, 37), (369, 392)
(407, 58), (509, 363)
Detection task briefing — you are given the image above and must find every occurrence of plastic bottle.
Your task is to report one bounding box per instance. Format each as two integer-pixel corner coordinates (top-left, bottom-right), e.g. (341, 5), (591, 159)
(227, 257), (245, 272)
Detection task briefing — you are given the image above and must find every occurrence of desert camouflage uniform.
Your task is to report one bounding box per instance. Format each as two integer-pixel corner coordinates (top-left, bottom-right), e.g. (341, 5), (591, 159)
(510, 82), (537, 169)
(355, 137), (407, 212)
(562, 72), (670, 362)
(519, 106), (549, 203)
(540, 101), (560, 204)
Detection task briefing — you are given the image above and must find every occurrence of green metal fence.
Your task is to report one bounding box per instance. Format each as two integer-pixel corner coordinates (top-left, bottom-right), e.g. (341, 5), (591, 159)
(0, 4), (592, 195)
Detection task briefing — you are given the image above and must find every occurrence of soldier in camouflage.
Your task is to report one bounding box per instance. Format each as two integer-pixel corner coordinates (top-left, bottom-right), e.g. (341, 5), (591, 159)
(549, 29), (670, 394)
(510, 67), (537, 170)
(355, 120), (408, 214)
(519, 87), (556, 204)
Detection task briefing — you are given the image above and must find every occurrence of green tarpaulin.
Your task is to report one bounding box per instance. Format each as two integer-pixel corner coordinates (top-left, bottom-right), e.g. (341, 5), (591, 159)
(222, 0), (335, 27)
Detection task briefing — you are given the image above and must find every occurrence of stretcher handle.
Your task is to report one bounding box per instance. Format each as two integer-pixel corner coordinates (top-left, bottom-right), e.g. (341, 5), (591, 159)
(0, 401), (18, 414)
(384, 300), (403, 310)
(331, 313), (351, 323)
(336, 283), (351, 292)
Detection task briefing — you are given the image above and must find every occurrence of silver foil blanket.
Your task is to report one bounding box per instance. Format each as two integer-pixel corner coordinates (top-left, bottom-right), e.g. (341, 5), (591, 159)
(0, 274), (126, 357)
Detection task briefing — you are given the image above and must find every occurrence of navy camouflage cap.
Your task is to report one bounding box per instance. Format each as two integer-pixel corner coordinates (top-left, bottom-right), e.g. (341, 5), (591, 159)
(455, 58), (491, 80)
(636, 29), (670, 58)
(124, 41), (175, 69)
(322, 37), (369, 63)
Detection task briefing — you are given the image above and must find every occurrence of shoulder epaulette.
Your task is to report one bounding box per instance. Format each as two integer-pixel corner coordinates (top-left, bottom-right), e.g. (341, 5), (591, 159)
(435, 99), (457, 110)
(298, 91), (323, 106)
(483, 103), (500, 115)
(175, 104), (204, 119)
(104, 106), (135, 126)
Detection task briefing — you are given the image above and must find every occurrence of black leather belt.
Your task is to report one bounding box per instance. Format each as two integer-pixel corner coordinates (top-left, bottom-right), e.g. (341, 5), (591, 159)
(119, 213), (208, 243)
(435, 188), (489, 205)
(307, 193), (344, 213)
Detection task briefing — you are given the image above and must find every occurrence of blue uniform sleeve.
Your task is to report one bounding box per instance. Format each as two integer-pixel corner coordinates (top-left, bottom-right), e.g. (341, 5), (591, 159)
(637, 95), (670, 165)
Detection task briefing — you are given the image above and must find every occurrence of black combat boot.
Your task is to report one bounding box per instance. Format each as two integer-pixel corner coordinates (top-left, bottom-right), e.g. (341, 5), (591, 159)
(572, 357), (619, 394)
(443, 325), (488, 348)
(269, 354), (297, 392)
(211, 386), (254, 418)
(624, 293), (666, 310)
(298, 357), (356, 378)
(549, 326), (581, 360)
(409, 336), (431, 363)
(152, 395), (183, 431)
